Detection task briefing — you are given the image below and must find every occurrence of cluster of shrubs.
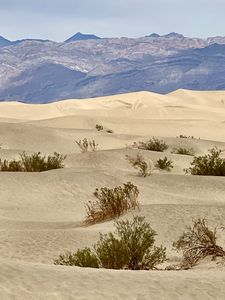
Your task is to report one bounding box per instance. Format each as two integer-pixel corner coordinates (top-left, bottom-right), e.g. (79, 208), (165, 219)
(55, 216), (167, 270)
(95, 124), (113, 134)
(126, 154), (174, 174)
(176, 134), (200, 139)
(55, 215), (225, 271)
(0, 152), (66, 172)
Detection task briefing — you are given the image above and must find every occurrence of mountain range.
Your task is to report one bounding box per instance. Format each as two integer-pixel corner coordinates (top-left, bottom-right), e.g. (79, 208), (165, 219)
(0, 32), (225, 103)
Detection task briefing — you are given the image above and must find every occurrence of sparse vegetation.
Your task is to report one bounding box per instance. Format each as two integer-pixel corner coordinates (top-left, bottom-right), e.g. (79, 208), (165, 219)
(185, 147), (225, 176)
(106, 129), (114, 134)
(85, 182), (139, 224)
(173, 219), (225, 269)
(156, 157), (173, 171)
(54, 247), (99, 268)
(125, 154), (152, 177)
(0, 152), (66, 172)
(171, 147), (194, 156)
(133, 138), (169, 152)
(75, 138), (98, 152)
(176, 134), (198, 139)
(96, 124), (103, 131)
(55, 216), (167, 270)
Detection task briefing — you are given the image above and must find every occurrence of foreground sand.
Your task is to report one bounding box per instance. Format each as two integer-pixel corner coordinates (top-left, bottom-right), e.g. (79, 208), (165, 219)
(0, 89), (225, 299)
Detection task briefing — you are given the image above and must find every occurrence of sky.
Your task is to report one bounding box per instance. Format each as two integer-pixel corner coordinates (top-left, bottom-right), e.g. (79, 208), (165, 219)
(0, 0), (225, 41)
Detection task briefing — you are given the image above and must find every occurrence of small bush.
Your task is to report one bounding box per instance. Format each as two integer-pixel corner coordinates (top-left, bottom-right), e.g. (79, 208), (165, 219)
(0, 152), (66, 172)
(55, 216), (167, 270)
(106, 129), (113, 134)
(54, 247), (99, 268)
(173, 219), (225, 269)
(96, 124), (103, 131)
(133, 138), (169, 152)
(185, 147), (225, 176)
(96, 216), (166, 270)
(156, 157), (173, 171)
(75, 138), (98, 152)
(86, 182), (139, 224)
(125, 154), (152, 177)
(171, 147), (194, 156)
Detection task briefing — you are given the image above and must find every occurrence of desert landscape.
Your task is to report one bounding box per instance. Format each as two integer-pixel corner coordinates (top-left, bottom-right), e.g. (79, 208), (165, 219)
(0, 89), (225, 299)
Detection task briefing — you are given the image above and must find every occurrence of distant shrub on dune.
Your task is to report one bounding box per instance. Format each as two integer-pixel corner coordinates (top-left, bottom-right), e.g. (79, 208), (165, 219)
(0, 152), (66, 172)
(55, 216), (167, 270)
(171, 147), (194, 156)
(185, 147), (225, 176)
(125, 154), (152, 177)
(172, 218), (225, 270)
(85, 182), (139, 224)
(156, 157), (173, 171)
(96, 124), (103, 131)
(106, 129), (114, 134)
(133, 138), (169, 152)
(75, 138), (98, 152)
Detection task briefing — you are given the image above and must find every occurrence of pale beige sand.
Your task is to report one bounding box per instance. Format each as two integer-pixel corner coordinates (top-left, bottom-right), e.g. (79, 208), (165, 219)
(0, 89), (225, 299)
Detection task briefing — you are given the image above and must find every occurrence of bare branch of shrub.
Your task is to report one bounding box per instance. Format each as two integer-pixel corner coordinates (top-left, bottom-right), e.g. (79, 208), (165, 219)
(125, 154), (152, 177)
(173, 218), (225, 269)
(75, 138), (98, 152)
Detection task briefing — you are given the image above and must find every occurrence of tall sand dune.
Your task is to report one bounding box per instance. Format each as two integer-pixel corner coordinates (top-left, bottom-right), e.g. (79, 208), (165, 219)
(0, 89), (225, 299)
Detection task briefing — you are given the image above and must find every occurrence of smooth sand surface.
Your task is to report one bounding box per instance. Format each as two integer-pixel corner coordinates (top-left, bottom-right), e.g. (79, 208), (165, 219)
(0, 89), (225, 299)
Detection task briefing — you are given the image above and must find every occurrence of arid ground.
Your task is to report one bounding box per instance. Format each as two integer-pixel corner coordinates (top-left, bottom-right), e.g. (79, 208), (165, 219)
(0, 89), (225, 300)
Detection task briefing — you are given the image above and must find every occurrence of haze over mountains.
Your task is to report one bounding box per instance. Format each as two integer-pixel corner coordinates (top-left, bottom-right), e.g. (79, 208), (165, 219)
(0, 32), (225, 103)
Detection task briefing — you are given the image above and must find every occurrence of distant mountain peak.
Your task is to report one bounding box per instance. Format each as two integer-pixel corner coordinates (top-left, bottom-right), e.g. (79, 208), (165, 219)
(147, 33), (161, 38)
(0, 35), (11, 47)
(65, 32), (101, 42)
(163, 32), (184, 38)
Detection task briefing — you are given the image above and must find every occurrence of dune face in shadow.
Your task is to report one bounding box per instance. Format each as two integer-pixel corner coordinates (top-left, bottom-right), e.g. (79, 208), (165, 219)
(0, 89), (225, 299)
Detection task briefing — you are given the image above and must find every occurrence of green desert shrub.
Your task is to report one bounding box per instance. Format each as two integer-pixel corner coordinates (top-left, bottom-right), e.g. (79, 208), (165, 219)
(86, 182), (139, 224)
(75, 138), (98, 152)
(55, 216), (167, 270)
(95, 216), (166, 270)
(156, 157), (173, 171)
(0, 152), (66, 172)
(173, 219), (225, 269)
(134, 138), (169, 152)
(185, 147), (225, 176)
(54, 247), (99, 268)
(171, 147), (194, 156)
(125, 154), (152, 177)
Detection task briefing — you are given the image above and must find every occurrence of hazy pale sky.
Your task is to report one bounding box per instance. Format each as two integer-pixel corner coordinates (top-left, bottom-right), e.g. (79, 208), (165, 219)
(0, 0), (225, 41)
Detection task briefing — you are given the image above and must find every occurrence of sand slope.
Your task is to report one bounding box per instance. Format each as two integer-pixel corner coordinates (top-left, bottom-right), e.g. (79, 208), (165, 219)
(0, 89), (225, 299)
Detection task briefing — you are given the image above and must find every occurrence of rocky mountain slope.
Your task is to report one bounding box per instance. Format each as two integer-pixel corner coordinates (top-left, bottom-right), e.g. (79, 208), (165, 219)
(0, 32), (225, 103)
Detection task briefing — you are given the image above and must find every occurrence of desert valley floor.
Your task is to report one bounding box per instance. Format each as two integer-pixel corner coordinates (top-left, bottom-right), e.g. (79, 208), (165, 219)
(0, 89), (225, 299)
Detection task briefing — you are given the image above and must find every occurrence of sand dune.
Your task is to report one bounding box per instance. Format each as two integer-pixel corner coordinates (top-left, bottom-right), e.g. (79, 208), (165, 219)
(0, 89), (225, 299)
